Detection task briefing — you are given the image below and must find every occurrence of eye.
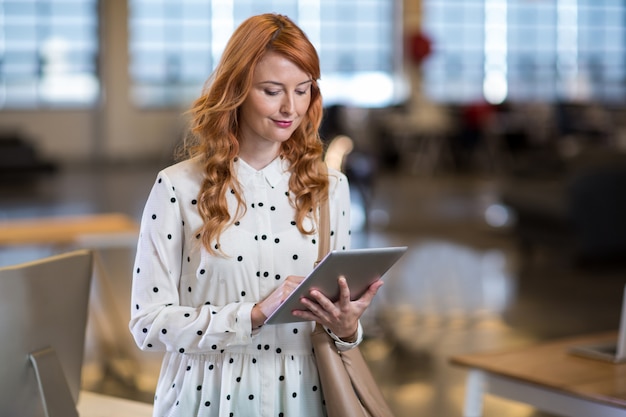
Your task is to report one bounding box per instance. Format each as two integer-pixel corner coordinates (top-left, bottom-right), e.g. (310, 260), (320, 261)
(295, 89), (309, 96)
(264, 89), (281, 96)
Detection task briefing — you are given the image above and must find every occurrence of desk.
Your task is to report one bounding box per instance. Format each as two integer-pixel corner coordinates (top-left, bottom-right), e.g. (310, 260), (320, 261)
(78, 391), (153, 417)
(0, 213), (139, 246)
(451, 332), (626, 417)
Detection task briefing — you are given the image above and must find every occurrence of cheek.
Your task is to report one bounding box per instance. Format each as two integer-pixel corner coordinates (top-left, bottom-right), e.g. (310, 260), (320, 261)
(296, 96), (311, 114)
(257, 96), (279, 114)
(244, 94), (276, 118)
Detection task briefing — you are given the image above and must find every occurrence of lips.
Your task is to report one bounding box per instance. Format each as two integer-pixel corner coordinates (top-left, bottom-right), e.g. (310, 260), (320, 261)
(273, 120), (293, 128)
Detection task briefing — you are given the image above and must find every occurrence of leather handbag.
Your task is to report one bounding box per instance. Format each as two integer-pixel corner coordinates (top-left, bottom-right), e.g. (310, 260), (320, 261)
(312, 184), (395, 417)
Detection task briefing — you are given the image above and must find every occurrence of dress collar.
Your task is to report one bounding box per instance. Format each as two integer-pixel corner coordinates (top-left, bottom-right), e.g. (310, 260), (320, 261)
(235, 156), (290, 188)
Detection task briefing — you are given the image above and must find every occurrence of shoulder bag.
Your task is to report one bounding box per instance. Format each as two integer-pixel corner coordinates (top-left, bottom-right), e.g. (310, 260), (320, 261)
(312, 179), (395, 417)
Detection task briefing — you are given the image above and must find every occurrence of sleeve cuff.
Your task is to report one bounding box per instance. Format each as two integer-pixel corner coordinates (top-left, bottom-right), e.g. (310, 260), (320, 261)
(325, 321), (363, 352)
(235, 302), (256, 342)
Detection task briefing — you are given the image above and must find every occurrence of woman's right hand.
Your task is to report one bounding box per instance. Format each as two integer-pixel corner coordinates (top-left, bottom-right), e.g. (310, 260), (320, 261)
(252, 275), (304, 329)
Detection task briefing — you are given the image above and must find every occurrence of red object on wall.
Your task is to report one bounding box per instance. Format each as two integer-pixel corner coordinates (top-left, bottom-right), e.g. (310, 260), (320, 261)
(406, 32), (432, 65)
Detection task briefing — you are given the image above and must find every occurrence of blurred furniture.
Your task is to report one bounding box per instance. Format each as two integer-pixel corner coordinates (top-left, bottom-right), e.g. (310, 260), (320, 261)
(321, 105), (379, 230)
(502, 151), (626, 265)
(0, 213), (143, 393)
(0, 250), (93, 417)
(451, 332), (626, 417)
(78, 391), (152, 416)
(379, 98), (455, 175)
(0, 213), (138, 247)
(0, 130), (56, 183)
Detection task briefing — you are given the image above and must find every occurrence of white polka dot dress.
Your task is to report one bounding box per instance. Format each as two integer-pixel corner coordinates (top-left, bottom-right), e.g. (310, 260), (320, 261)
(130, 155), (353, 417)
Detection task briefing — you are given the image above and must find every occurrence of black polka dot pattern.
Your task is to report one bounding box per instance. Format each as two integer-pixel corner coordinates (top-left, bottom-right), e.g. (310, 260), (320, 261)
(130, 159), (351, 416)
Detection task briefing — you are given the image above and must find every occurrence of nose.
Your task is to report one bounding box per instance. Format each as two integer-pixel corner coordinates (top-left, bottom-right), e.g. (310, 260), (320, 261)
(280, 93), (295, 115)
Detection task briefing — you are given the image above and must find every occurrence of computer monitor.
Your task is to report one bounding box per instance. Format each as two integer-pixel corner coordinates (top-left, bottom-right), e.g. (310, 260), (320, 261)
(0, 249), (93, 417)
(569, 283), (626, 363)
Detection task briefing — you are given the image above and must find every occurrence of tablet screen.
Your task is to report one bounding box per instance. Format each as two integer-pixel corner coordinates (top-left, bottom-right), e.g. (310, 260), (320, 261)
(264, 246), (407, 325)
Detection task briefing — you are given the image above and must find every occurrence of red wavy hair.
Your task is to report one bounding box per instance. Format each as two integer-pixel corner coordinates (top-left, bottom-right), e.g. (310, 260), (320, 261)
(184, 13), (328, 255)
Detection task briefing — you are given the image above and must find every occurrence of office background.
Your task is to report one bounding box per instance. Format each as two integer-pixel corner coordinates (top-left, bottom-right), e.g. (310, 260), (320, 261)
(1, 1), (625, 416)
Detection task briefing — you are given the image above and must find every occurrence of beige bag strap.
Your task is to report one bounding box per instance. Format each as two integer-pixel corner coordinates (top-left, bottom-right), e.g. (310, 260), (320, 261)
(317, 196), (331, 265)
(316, 164), (331, 266)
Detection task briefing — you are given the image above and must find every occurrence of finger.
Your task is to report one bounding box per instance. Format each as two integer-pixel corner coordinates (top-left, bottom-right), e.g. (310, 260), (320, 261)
(357, 279), (384, 305)
(283, 281), (299, 293)
(285, 275), (305, 285)
(305, 290), (335, 312)
(282, 278), (303, 292)
(295, 297), (330, 321)
(337, 276), (352, 306)
(291, 308), (322, 322)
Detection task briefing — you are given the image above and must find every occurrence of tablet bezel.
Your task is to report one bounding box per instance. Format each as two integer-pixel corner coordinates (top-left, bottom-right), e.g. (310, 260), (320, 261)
(264, 246), (407, 325)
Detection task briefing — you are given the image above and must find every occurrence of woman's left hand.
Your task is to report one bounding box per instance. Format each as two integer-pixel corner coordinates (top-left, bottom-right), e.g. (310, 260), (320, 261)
(292, 276), (384, 341)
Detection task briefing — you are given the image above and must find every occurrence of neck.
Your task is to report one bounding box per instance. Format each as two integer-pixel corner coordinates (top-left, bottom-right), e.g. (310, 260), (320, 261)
(238, 144), (281, 171)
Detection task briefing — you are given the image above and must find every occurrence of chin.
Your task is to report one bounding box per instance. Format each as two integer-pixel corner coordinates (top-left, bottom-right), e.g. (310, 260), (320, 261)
(270, 132), (296, 143)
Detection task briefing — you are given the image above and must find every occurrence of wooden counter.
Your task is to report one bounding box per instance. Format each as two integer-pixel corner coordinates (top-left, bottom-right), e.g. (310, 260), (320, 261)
(451, 332), (626, 416)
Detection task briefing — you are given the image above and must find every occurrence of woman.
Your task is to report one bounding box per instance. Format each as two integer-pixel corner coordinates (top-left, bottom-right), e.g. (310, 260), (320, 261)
(130, 13), (383, 417)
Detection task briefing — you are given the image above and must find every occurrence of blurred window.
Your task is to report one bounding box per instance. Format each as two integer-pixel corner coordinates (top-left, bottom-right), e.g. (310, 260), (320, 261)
(128, 0), (401, 108)
(0, 0), (100, 109)
(422, 0), (626, 104)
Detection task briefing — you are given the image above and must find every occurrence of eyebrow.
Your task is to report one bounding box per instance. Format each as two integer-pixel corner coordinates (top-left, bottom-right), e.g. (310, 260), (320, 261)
(259, 80), (313, 87)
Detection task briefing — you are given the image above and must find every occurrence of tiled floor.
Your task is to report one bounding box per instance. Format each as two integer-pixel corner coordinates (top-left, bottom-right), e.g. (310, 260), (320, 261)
(1, 161), (624, 417)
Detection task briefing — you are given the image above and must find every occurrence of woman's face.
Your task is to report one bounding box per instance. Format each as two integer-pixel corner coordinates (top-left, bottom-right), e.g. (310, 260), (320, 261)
(239, 51), (312, 154)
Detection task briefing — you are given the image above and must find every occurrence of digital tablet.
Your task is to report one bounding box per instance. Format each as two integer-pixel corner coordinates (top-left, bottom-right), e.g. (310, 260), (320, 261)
(264, 246), (407, 325)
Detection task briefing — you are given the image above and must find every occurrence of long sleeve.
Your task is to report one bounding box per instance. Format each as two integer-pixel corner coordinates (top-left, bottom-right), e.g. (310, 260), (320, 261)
(129, 165), (255, 355)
